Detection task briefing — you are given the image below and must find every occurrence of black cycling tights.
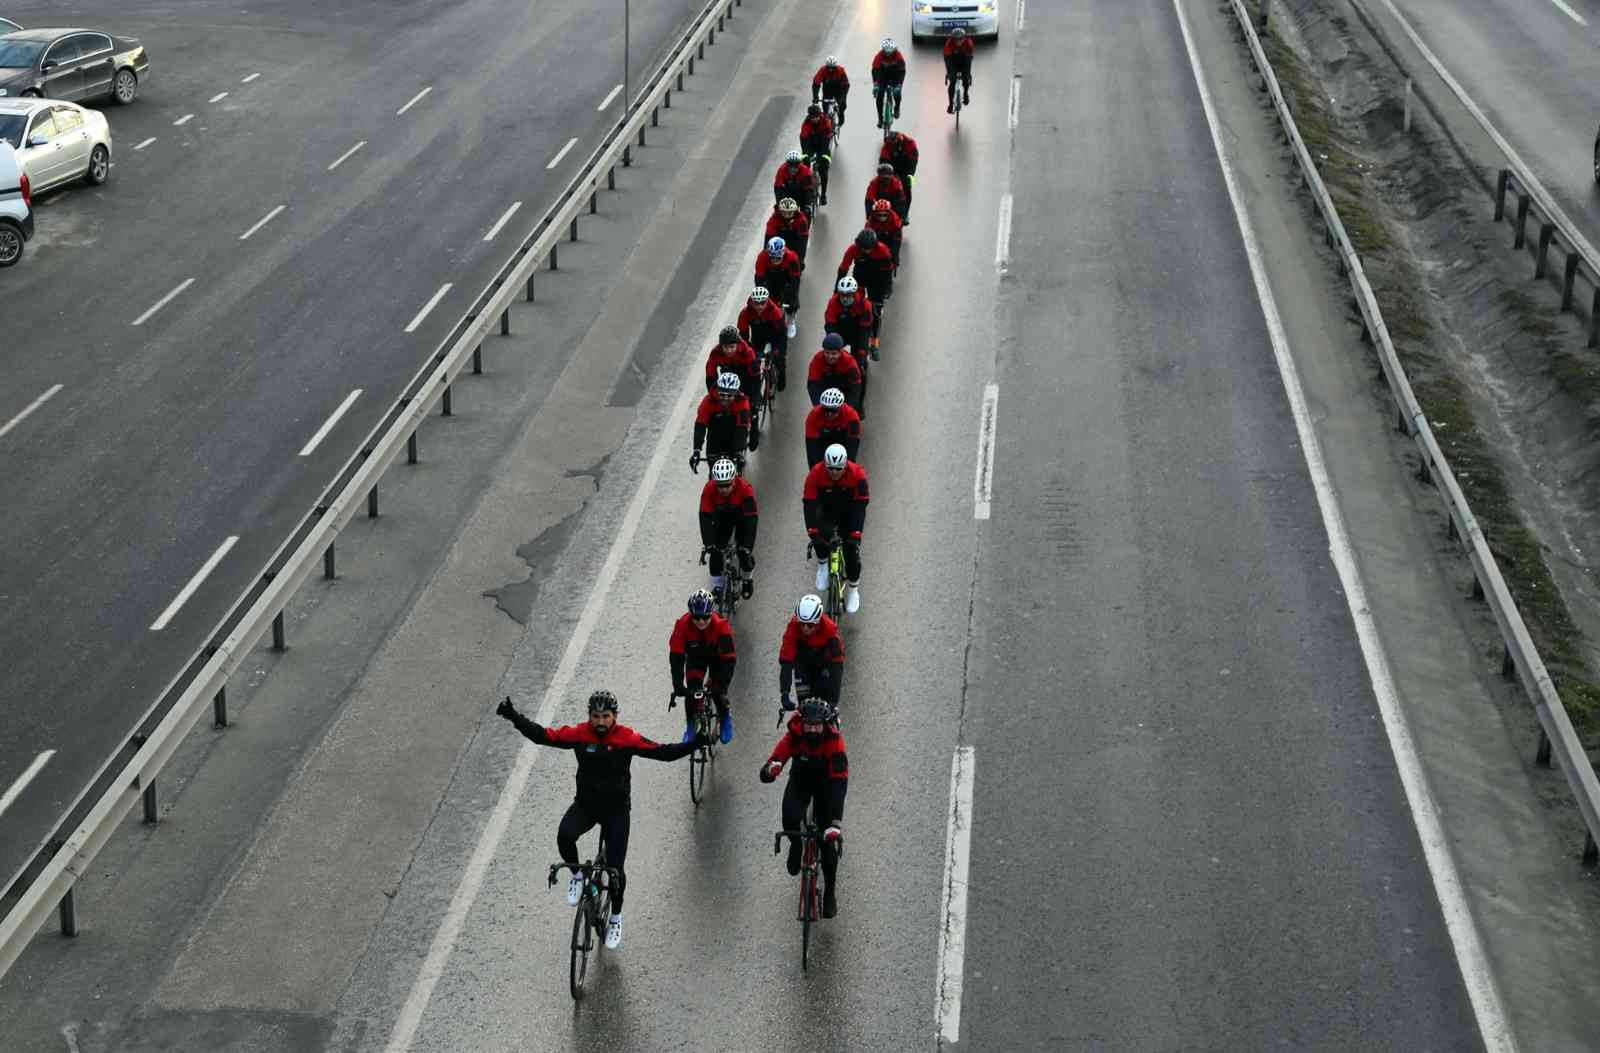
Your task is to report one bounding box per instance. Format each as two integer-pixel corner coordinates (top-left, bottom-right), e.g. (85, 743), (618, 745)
(782, 779), (840, 888)
(557, 802), (632, 912)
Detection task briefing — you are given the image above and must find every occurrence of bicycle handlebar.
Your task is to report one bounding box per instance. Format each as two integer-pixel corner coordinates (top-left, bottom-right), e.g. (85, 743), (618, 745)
(772, 828), (844, 857)
(547, 860), (622, 888)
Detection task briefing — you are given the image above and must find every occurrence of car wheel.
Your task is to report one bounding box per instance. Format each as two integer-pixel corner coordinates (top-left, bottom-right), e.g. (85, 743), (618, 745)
(113, 68), (138, 105)
(0, 219), (24, 267)
(21, 88), (40, 98)
(86, 144), (110, 185)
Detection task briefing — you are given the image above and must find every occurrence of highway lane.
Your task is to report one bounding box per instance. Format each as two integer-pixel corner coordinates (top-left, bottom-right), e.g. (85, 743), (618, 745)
(0, 0), (708, 898)
(343, 2), (1491, 1051)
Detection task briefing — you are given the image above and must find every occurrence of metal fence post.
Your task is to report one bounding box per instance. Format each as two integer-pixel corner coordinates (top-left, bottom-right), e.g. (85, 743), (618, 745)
(1502, 645), (1516, 678)
(324, 543), (336, 579)
(1512, 194), (1530, 249)
(367, 487), (379, 518)
(1536, 729), (1553, 768)
(273, 611), (287, 650)
(1493, 170), (1509, 221)
(569, 219), (578, 242)
(142, 780), (158, 823)
(442, 384), (453, 417)
(408, 432), (419, 463)
(550, 245), (559, 270)
(473, 346), (484, 374)
(1562, 253), (1580, 311)
(1585, 833), (1598, 867)
(527, 273), (537, 301)
(590, 191), (598, 214)
(609, 166), (617, 190)
(639, 126), (646, 147)
(652, 106), (659, 127)
(1590, 288), (1600, 348)
(1535, 224), (1555, 279)
(623, 146), (632, 167)
(59, 888), (77, 937)
(214, 686), (228, 727)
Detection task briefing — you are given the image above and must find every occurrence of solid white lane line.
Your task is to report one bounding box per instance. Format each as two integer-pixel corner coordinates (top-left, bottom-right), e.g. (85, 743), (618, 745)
(597, 83), (624, 111)
(150, 536), (239, 631)
(134, 136), (156, 151)
(1017, 0), (1026, 31)
(0, 751), (56, 820)
(396, 86), (432, 116)
(241, 73), (260, 84)
(935, 746), (976, 1045)
(995, 193), (1013, 270)
(404, 283), (453, 333)
(299, 389), (363, 456)
(1174, 2), (1517, 1049)
(545, 136), (579, 170)
(172, 113), (194, 126)
(238, 204), (286, 241)
(1547, 0), (1589, 25)
(483, 201), (523, 241)
(1008, 76), (1020, 131)
(209, 91), (229, 103)
(132, 278), (195, 326)
(328, 140), (367, 171)
(973, 384), (999, 520)
(384, 257), (749, 1053)
(0, 384), (63, 441)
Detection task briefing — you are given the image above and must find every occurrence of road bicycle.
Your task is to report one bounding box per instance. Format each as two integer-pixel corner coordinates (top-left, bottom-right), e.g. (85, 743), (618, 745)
(773, 810), (842, 971)
(875, 83), (901, 136)
(948, 73), (964, 128)
(753, 344), (778, 434)
(802, 152), (827, 218)
(699, 540), (747, 619)
(821, 97), (842, 150)
(547, 837), (620, 1000)
(807, 529), (848, 620)
(673, 687), (718, 805)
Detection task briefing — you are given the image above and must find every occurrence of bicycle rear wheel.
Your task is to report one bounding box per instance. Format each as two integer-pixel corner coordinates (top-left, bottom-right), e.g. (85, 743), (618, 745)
(569, 899), (593, 999)
(799, 866), (815, 971)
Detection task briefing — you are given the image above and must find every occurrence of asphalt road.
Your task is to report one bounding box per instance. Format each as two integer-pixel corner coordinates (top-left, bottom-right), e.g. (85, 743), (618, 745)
(1377, 0), (1600, 232)
(345, 1), (1485, 1050)
(0, 0), (706, 893)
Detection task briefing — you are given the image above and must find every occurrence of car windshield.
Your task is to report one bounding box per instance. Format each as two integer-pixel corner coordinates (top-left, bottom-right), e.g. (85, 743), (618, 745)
(0, 113), (22, 148)
(0, 39), (43, 67)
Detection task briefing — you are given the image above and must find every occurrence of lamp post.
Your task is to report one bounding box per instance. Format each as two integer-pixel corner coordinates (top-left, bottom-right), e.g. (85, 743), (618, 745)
(624, 0), (630, 117)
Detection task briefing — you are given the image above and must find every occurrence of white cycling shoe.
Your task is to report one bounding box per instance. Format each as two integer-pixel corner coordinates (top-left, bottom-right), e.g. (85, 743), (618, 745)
(605, 914), (624, 949)
(845, 583), (861, 614)
(566, 874), (583, 906)
(815, 560), (830, 591)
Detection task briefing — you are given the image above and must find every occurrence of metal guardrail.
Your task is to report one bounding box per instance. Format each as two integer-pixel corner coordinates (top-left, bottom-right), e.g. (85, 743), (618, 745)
(0, 0), (742, 981)
(1226, 0), (1600, 866)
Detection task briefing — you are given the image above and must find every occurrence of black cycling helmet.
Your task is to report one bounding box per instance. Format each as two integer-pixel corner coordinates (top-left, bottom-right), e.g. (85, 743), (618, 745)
(821, 332), (845, 351)
(588, 690), (619, 715)
(855, 229), (878, 250)
(807, 103), (822, 117)
(687, 589), (715, 617)
(719, 324), (740, 345)
(799, 699), (834, 725)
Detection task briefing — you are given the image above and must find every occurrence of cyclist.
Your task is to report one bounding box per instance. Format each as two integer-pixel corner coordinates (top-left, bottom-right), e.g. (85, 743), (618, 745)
(811, 55), (851, 127)
(803, 443), (870, 614)
(738, 286), (790, 391)
(943, 28), (975, 112)
(691, 372), (753, 470)
(870, 38), (907, 127)
(807, 332), (863, 413)
(670, 589), (738, 744)
(866, 198), (904, 270)
(760, 697), (848, 919)
(805, 387), (862, 467)
(705, 324), (762, 450)
(778, 594), (845, 708)
(837, 229), (895, 317)
(878, 131), (919, 222)
(824, 276), (877, 360)
(798, 104), (836, 205)
(765, 196), (811, 262)
(773, 150), (818, 217)
(754, 236), (804, 329)
(863, 163), (909, 224)
(699, 456), (759, 601)
(495, 691), (702, 949)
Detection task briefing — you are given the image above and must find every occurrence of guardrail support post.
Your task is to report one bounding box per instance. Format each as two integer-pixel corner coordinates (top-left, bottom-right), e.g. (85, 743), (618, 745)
(1536, 729), (1552, 768)
(1402, 78), (1412, 134)
(550, 245), (559, 270)
(652, 106), (659, 128)
(1589, 289), (1600, 348)
(589, 191), (597, 214)
(324, 543), (336, 580)
(697, 41), (704, 61)
(474, 346), (484, 374)
(526, 274), (537, 302)
(1562, 253), (1580, 311)
(665, 88), (672, 108)
(689, 56), (696, 75)
(1471, 575), (1484, 601)
(709, 26), (715, 44)
(1513, 194), (1530, 249)
(442, 385), (453, 417)
(1584, 833), (1598, 867)
(623, 146), (632, 167)
(1502, 644), (1516, 679)
(638, 126), (646, 147)
(143, 780), (158, 823)
(677, 70), (684, 91)
(59, 889), (77, 937)
(501, 308), (510, 336)
(214, 686), (228, 727)
(273, 612), (286, 651)
(408, 433), (419, 464)
(367, 487), (379, 518)
(608, 166), (617, 190)
(1493, 170), (1509, 221)
(1535, 224), (1555, 279)
(569, 219), (578, 242)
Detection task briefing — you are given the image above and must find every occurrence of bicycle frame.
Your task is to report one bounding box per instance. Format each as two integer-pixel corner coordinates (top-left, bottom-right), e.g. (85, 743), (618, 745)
(680, 688), (718, 805)
(773, 816), (842, 970)
(807, 532), (847, 619)
(548, 840), (620, 1000)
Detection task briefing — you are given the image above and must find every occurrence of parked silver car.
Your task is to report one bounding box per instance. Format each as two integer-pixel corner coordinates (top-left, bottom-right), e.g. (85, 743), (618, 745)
(0, 98), (111, 192)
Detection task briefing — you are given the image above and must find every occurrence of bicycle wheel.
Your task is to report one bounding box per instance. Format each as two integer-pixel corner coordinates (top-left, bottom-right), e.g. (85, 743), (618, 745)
(799, 865), (815, 971)
(689, 744), (708, 804)
(569, 897), (593, 999)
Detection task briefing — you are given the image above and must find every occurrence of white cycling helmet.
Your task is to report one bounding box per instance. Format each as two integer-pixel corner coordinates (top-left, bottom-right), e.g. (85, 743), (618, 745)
(778, 197), (799, 217)
(823, 443), (848, 469)
(710, 457), (738, 482)
(836, 276), (858, 295)
(750, 286), (770, 305)
(881, 38), (897, 52)
(824, 55), (839, 67)
(766, 236), (787, 257)
(820, 387), (846, 410)
(785, 149), (804, 164)
(716, 372), (743, 394)
(796, 594), (824, 624)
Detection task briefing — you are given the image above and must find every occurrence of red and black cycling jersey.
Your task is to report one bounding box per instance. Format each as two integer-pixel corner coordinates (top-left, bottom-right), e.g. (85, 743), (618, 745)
(943, 36), (976, 69)
(807, 348), (863, 388)
(705, 338), (759, 395)
(867, 207), (903, 246)
(863, 174), (908, 217)
(824, 292), (876, 337)
(669, 611), (737, 696)
(837, 240), (895, 289)
(879, 132), (919, 176)
(802, 460), (870, 535)
(739, 298), (789, 350)
(799, 114), (835, 157)
(764, 208), (811, 246)
(812, 63), (850, 97)
(773, 160), (816, 199)
(778, 613), (845, 668)
(871, 49), (907, 86)
(767, 715), (849, 782)
(700, 473), (758, 517)
(805, 402), (862, 443)
(754, 247), (804, 290)
(695, 392), (752, 431)
(501, 712), (693, 812)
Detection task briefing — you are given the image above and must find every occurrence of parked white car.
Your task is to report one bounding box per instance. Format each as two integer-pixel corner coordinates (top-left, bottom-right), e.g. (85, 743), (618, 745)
(0, 97), (111, 193)
(910, 0), (1000, 40)
(0, 139), (33, 265)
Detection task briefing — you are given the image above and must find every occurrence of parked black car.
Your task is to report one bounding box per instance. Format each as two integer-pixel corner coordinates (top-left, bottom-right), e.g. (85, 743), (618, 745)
(0, 28), (148, 105)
